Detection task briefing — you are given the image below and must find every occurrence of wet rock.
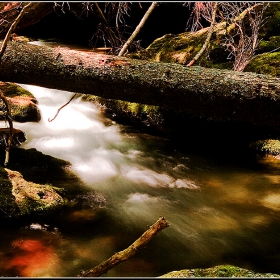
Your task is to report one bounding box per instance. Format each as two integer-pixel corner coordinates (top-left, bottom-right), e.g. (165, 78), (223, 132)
(0, 81), (41, 122)
(24, 223), (60, 234)
(6, 168), (65, 216)
(0, 128), (27, 148)
(70, 191), (107, 209)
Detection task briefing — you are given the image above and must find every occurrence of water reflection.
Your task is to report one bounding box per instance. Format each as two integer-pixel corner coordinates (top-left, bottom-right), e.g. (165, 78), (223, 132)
(1, 84), (280, 277)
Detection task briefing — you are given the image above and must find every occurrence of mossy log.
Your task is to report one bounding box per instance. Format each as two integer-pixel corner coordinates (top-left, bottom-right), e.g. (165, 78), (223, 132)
(1, 41), (280, 130)
(78, 216), (170, 277)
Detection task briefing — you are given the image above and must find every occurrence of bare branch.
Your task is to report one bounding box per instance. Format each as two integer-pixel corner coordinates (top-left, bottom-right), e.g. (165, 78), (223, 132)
(118, 2), (157, 56)
(48, 93), (77, 122)
(78, 216), (170, 277)
(0, 89), (13, 166)
(187, 2), (218, 66)
(221, 2), (269, 71)
(0, 2), (32, 59)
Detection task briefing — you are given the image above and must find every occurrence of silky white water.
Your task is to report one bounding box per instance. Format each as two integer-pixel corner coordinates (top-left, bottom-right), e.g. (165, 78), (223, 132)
(1, 84), (280, 277)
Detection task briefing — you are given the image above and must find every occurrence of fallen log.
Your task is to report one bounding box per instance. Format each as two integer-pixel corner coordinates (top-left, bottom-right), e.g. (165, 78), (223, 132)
(0, 41), (280, 130)
(77, 216), (170, 277)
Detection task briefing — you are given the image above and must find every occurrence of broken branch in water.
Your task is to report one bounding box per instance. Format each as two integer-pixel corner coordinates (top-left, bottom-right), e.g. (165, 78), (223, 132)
(77, 216), (170, 277)
(48, 93), (77, 122)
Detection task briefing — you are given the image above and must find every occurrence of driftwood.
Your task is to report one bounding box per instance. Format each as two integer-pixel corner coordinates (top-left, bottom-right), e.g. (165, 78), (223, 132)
(0, 41), (280, 130)
(77, 216), (170, 277)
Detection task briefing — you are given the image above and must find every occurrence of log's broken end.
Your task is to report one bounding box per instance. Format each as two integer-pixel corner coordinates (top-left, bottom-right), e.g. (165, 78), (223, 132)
(153, 216), (170, 230)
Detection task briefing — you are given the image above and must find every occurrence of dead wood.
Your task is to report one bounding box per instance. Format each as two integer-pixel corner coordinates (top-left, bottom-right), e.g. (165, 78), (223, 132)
(48, 93), (77, 122)
(0, 41), (280, 130)
(187, 2), (218, 67)
(0, 2), (33, 58)
(118, 2), (158, 56)
(77, 216), (170, 277)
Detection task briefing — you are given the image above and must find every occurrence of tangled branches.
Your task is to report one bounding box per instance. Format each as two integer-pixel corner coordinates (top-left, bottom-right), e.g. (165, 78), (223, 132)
(220, 3), (269, 71)
(185, 2), (269, 71)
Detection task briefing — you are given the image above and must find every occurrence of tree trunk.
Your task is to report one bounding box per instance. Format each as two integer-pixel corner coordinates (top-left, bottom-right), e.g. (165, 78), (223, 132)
(0, 41), (280, 130)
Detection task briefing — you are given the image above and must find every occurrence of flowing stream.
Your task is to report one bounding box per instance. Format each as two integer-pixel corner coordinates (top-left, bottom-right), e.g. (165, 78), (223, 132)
(1, 84), (280, 277)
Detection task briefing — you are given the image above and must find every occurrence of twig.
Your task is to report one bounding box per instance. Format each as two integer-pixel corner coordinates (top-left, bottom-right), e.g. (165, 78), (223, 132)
(48, 93), (77, 122)
(187, 2), (218, 66)
(118, 2), (157, 56)
(77, 216), (170, 277)
(0, 89), (13, 166)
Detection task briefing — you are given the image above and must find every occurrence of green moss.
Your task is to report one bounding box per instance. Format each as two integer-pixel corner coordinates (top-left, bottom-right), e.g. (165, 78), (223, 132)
(0, 166), (19, 217)
(0, 82), (40, 122)
(245, 52), (280, 77)
(81, 94), (165, 131)
(159, 265), (280, 278)
(0, 82), (34, 98)
(128, 25), (234, 69)
(260, 3), (280, 39)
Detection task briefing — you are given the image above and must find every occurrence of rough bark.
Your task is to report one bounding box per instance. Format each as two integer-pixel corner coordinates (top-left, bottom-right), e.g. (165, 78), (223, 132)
(0, 41), (280, 130)
(78, 216), (169, 277)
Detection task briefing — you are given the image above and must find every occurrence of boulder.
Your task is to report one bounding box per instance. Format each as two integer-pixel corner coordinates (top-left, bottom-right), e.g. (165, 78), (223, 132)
(0, 81), (41, 122)
(158, 265), (280, 278)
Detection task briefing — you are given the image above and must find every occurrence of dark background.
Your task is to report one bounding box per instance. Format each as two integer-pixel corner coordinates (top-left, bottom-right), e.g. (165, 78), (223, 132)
(19, 2), (192, 49)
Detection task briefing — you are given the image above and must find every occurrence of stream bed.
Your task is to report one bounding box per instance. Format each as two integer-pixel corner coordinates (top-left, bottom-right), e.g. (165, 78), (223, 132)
(0, 84), (280, 277)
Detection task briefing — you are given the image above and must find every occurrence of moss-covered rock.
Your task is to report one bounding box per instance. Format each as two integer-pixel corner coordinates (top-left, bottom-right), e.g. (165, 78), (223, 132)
(0, 146), (83, 218)
(158, 265), (280, 278)
(0, 167), (20, 217)
(257, 36), (280, 54)
(127, 3), (280, 73)
(0, 82), (41, 122)
(7, 168), (64, 216)
(249, 139), (280, 156)
(127, 30), (233, 70)
(260, 3), (280, 39)
(81, 94), (167, 134)
(245, 52), (280, 77)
